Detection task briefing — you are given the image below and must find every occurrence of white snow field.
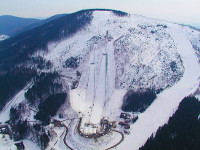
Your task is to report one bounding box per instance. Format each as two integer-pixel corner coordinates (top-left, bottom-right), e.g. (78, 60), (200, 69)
(117, 24), (200, 150)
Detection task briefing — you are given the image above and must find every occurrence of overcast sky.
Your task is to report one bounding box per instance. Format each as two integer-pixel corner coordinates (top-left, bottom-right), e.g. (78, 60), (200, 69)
(0, 0), (200, 25)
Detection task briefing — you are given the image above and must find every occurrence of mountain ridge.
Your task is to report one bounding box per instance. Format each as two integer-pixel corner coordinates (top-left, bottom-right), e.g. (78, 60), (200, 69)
(0, 15), (39, 36)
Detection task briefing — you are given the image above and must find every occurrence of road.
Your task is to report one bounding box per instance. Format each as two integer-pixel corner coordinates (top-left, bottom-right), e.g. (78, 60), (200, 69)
(105, 129), (124, 150)
(63, 123), (74, 150)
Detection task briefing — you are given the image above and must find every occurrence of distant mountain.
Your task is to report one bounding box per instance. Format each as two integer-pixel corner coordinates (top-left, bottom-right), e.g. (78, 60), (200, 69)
(0, 15), (39, 36)
(0, 14), (67, 38)
(11, 14), (66, 37)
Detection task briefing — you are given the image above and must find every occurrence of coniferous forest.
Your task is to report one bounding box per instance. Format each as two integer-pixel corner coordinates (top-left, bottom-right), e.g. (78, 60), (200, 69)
(140, 96), (200, 150)
(25, 72), (61, 105)
(122, 89), (157, 112)
(25, 72), (67, 124)
(35, 93), (67, 124)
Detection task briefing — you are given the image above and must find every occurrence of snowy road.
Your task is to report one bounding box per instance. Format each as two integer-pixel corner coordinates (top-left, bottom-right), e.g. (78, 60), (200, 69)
(117, 24), (200, 150)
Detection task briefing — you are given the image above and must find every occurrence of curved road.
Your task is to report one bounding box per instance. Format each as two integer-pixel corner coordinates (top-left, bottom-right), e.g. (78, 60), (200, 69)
(62, 119), (125, 150)
(105, 129), (124, 150)
(63, 123), (74, 150)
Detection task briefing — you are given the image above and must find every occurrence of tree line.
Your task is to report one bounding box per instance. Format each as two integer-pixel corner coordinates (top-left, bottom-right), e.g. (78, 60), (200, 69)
(122, 89), (157, 112)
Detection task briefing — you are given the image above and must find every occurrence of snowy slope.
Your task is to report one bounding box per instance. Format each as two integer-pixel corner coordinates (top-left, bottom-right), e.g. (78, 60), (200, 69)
(183, 26), (200, 98)
(183, 26), (200, 62)
(43, 11), (184, 92)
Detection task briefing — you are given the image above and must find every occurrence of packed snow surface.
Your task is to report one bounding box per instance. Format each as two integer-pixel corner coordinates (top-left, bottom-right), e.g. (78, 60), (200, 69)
(89, 53), (106, 124)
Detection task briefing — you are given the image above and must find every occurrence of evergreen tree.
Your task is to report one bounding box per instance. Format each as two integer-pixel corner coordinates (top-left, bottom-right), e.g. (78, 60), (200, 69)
(122, 89), (157, 112)
(40, 133), (49, 149)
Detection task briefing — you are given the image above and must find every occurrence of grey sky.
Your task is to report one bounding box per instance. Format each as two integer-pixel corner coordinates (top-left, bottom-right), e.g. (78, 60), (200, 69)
(0, 0), (200, 24)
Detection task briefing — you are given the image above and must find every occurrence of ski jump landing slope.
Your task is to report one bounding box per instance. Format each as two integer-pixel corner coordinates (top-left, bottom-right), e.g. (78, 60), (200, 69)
(90, 53), (107, 124)
(117, 24), (200, 150)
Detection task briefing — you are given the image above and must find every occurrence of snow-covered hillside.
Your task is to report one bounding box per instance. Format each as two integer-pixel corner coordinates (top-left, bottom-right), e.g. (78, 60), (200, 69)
(44, 11), (184, 92)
